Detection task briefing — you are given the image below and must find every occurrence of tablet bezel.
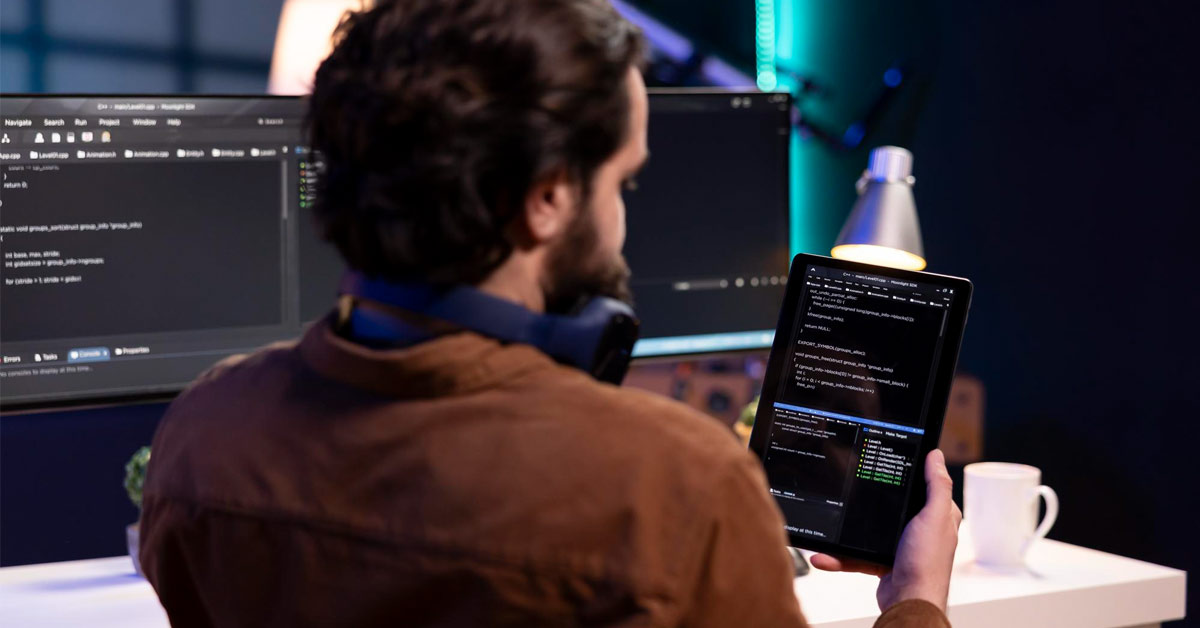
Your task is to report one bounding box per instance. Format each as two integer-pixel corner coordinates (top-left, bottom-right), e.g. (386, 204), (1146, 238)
(748, 253), (973, 566)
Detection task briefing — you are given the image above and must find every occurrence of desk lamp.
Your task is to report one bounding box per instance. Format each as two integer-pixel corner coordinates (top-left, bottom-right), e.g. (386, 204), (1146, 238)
(830, 146), (927, 271)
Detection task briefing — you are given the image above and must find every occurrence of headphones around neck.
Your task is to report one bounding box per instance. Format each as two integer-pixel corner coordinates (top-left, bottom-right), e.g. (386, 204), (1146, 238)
(337, 272), (640, 385)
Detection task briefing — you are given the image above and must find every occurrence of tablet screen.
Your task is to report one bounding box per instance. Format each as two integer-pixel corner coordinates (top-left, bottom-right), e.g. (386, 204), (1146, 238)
(750, 255), (971, 562)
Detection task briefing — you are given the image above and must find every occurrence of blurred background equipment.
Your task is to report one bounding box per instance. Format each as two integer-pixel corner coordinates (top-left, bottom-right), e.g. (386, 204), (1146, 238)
(268, 0), (369, 94)
(939, 374), (985, 465)
(265, 0), (755, 94)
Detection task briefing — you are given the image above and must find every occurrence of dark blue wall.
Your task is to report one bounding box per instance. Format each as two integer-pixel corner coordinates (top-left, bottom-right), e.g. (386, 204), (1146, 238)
(914, 2), (1199, 623)
(1, 403), (166, 564)
(0, 0), (279, 93)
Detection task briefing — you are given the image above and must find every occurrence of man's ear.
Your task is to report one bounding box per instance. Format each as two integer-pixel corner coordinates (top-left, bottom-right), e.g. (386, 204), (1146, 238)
(521, 170), (575, 245)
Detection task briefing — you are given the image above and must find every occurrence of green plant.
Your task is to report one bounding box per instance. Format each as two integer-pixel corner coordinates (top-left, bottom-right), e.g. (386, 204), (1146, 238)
(124, 446), (151, 509)
(739, 396), (760, 427)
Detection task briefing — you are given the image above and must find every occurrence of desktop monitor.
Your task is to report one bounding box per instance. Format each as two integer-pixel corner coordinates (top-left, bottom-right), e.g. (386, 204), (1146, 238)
(0, 91), (790, 411)
(623, 90), (791, 356)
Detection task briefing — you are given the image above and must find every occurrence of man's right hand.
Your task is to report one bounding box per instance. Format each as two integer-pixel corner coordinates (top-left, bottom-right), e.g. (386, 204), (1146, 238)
(809, 448), (962, 613)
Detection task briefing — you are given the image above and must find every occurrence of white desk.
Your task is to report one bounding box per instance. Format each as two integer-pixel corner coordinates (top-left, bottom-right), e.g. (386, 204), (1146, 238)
(0, 539), (1186, 627)
(795, 538), (1186, 628)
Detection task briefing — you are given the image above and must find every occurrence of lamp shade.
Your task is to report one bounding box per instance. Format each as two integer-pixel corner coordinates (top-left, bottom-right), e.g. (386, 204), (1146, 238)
(831, 146), (926, 270)
(268, 0), (370, 95)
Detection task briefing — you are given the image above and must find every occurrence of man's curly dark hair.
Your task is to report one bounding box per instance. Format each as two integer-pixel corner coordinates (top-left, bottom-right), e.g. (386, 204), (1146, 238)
(307, 0), (645, 285)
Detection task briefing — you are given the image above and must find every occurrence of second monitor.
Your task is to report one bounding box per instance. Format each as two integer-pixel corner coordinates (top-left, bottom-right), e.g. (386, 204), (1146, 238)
(0, 90), (791, 410)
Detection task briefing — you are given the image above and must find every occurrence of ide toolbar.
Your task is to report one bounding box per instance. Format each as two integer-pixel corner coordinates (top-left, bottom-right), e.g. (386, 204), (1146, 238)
(803, 265), (956, 310)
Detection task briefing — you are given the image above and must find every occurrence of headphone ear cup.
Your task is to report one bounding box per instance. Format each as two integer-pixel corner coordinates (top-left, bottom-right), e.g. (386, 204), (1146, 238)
(590, 316), (638, 384)
(543, 298), (639, 384)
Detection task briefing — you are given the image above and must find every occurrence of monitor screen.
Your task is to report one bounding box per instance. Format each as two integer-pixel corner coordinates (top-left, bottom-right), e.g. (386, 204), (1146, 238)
(0, 91), (790, 410)
(624, 91), (791, 357)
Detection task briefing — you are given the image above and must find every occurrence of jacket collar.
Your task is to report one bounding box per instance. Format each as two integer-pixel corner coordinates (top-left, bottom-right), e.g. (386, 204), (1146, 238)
(298, 314), (559, 399)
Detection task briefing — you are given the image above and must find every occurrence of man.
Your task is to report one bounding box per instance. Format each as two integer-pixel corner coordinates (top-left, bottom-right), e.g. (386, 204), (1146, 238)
(140, 0), (960, 626)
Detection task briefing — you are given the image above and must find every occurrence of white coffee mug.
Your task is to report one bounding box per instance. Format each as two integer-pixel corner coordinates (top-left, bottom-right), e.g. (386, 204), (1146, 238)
(963, 462), (1058, 568)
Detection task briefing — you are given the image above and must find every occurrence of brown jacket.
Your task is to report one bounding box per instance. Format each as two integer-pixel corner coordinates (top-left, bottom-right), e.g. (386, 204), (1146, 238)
(140, 318), (948, 627)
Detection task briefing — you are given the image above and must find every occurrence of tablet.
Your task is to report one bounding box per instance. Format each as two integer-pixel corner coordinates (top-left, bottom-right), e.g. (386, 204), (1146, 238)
(748, 254), (972, 566)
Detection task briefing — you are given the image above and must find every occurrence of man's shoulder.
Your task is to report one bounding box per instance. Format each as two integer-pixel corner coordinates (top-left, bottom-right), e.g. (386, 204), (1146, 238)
(178, 340), (300, 398)
(512, 364), (750, 464)
(156, 340), (303, 437)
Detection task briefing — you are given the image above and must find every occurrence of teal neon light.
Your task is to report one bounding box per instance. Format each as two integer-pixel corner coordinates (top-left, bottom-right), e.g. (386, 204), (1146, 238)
(756, 0), (824, 257)
(755, 0), (776, 91)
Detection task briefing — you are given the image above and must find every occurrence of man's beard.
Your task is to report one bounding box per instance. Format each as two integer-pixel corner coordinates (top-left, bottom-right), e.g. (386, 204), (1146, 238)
(542, 202), (632, 315)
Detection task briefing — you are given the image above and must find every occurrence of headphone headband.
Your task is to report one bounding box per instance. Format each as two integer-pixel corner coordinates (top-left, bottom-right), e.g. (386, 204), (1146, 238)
(338, 272), (639, 384)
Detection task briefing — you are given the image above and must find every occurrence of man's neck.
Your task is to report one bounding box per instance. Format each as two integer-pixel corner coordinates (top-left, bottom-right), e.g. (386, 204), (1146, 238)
(474, 251), (546, 314)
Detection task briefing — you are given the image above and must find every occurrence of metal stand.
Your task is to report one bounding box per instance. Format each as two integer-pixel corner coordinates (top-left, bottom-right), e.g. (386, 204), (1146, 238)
(787, 546), (811, 577)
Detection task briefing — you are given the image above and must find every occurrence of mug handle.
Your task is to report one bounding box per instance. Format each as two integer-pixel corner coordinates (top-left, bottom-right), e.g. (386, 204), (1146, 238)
(1024, 485), (1059, 554)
